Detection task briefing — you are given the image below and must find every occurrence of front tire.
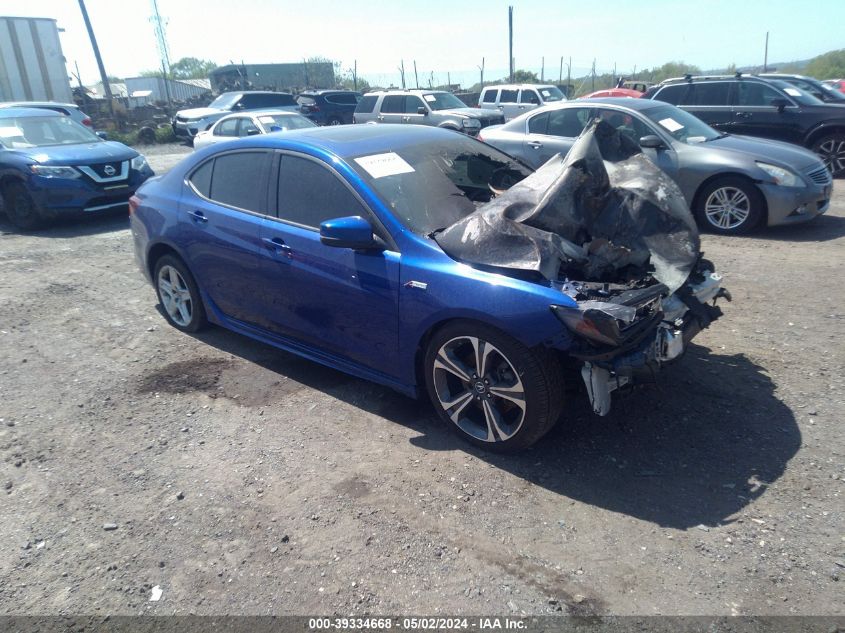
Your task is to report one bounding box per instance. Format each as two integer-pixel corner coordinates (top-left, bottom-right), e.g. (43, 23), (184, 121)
(154, 255), (207, 333)
(2, 182), (45, 230)
(694, 176), (764, 235)
(812, 134), (845, 177)
(424, 321), (563, 452)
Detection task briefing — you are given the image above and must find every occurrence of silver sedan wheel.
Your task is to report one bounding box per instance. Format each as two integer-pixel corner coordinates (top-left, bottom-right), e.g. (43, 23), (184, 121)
(704, 186), (751, 230)
(818, 137), (845, 174)
(157, 265), (193, 327)
(432, 336), (526, 443)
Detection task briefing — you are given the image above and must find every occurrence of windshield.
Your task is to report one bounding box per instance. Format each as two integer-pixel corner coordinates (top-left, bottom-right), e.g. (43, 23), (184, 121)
(0, 115), (101, 149)
(424, 92), (469, 111)
(538, 86), (566, 102)
(350, 136), (532, 235)
(209, 93), (242, 110)
(256, 113), (315, 131)
(642, 104), (722, 144)
(768, 80), (825, 106)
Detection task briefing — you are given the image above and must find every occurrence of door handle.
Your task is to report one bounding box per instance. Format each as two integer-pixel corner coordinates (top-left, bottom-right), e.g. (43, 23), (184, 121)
(188, 210), (208, 223)
(528, 141), (543, 149)
(401, 116), (409, 122)
(518, 105), (526, 109)
(736, 111), (752, 119)
(377, 115), (385, 121)
(262, 236), (292, 259)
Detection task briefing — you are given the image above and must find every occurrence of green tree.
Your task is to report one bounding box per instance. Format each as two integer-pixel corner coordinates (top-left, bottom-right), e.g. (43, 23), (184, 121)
(169, 57), (217, 80)
(511, 69), (539, 83)
(804, 49), (845, 79)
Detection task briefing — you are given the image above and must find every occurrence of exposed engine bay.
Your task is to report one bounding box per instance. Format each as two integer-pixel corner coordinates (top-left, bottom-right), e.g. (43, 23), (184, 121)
(434, 120), (731, 415)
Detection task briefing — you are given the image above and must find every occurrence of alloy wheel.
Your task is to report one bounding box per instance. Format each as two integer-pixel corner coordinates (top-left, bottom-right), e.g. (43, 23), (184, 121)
(704, 186), (751, 230)
(817, 138), (845, 175)
(431, 336), (526, 443)
(157, 265), (193, 327)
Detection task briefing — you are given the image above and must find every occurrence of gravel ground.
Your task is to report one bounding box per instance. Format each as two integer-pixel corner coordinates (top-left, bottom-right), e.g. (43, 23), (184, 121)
(0, 149), (842, 616)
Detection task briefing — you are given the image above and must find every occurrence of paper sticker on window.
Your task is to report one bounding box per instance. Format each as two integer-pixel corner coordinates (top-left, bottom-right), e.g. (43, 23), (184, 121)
(423, 95), (436, 102)
(258, 116), (276, 124)
(658, 117), (684, 132)
(783, 88), (801, 97)
(354, 152), (415, 178)
(0, 126), (23, 138)
(540, 90), (551, 97)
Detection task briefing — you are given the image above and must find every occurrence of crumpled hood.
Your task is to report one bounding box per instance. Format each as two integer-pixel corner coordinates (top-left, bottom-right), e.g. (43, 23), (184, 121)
(176, 107), (225, 119)
(437, 107), (503, 119)
(707, 134), (822, 171)
(434, 120), (700, 292)
(19, 141), (137, 165)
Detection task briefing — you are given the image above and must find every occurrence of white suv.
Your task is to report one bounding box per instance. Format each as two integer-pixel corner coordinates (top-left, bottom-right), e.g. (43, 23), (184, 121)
(478, 84), (567, 121)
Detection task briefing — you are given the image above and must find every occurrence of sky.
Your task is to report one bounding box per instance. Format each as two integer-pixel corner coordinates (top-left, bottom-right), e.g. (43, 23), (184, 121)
(3, 0), (844, 89)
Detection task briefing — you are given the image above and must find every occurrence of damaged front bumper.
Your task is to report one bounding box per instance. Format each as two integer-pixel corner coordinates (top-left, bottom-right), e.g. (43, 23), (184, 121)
(552, 266), (731, 416)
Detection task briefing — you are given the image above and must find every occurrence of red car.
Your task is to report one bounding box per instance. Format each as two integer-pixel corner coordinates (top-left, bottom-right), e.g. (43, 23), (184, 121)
(579, 88), (643, 99)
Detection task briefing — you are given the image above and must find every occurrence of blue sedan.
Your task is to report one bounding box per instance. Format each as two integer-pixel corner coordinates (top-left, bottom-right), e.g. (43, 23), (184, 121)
(130, 125), (727, 451)
(0, 107), (154, 229)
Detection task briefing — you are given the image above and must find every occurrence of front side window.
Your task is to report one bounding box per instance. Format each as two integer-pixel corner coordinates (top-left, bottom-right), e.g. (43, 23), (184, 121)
(596, 109), (651, 143)
(207, 151), (269, 212)
(519, 90), (540, 105)
(735, 81), (787, 107)
(0, 115), (100, 148)
(239, 118), (261, 137)
(404, 96), (426, 114)
(277, 155), (367, 228)
(214, 118), (240, 136)
(255, 113), (315, 132)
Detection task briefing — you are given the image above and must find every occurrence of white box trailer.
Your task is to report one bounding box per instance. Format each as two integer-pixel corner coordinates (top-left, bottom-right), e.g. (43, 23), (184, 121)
(0, 16), (72, 103)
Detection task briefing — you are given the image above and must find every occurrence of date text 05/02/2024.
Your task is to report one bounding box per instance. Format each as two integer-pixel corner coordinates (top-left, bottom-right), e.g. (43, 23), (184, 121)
(307, 617), (527, 630)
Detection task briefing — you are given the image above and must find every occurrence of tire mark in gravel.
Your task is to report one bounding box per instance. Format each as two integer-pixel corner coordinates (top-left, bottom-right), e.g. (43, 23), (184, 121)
(137, 357), (232, 394)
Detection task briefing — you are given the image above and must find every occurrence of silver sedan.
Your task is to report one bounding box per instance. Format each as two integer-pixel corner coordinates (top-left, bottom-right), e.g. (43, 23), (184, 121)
(479, 98), (833, 234)
(193, 110), (316, 150)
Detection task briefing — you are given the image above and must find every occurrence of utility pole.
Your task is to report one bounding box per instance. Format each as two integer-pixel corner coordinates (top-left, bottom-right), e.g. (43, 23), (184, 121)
(150, 0), (172, 107)
(398, 60), (406, 89)
(591, 59), (596, 92)
(567, 56), (571, 97)
(77, 0), (114, 118)
(559, 56), (563, 83)
(763, 31), (769, 72)
(353, 60), (357, 91)
(541, 56), (544, 82)
(447, 72), (451, 89)
(613, 62), (616, 87)
(508, 6), (514, 82)
(413, 60), (419, 89)
(478, 57), (485, 89)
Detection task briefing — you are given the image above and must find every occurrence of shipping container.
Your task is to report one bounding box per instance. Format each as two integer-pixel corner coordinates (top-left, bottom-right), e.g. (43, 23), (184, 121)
(0, 16), (72, 103)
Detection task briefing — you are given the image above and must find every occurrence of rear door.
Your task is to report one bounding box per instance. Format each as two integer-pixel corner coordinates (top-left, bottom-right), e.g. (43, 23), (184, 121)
(498, 89), (520, 120)
(379, 95), (405, 124)
(257, 152), (400, 375)
(178, 150), (273, 325)
(521, 107), (590, 167)
(680, 81), (734, 131)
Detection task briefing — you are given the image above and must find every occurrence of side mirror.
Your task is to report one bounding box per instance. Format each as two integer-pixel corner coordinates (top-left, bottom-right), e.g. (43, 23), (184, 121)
(417, 106), (428, 115)
(246, 128), (261, 136)
(320, 216), (380, 250)
(770, 98), (789, 112)
(639, 135), (665, 149)
(96, 131), (108, 140)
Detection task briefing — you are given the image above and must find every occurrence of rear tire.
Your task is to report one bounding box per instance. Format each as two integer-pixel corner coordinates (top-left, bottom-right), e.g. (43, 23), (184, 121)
(153, 255), (207, 333)
(424, 321), (563, 452)
(694, 176), (764, 235)
(2, 181), (45, 231)
(811, 133), (845, 177)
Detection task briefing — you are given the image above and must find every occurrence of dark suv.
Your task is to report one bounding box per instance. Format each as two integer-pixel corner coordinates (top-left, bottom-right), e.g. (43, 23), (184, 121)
(297, 90), (362, 126)
(760, 73), (845, 104)
(643, 74), (845, 175)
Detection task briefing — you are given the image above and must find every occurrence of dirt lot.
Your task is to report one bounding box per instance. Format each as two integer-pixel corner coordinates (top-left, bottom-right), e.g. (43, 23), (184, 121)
(0, 146), (843, 617)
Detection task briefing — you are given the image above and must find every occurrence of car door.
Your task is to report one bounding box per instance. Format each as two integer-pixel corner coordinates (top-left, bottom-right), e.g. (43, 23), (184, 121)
(211, 116), (241, 143)
(479, 88), (498, 110)
(257, 152), (400, 375)
(521, 108), (590, 167)
(178, 150), (273, 325)
(517, 89), (541, 116)
(378, 95), (405, 124)
(730, 81), (803, 144)
(498, 89), (520, 120)
(402, 95), (428, 125)
(680, 82), (734, 131)
(237, 116), (261, 137)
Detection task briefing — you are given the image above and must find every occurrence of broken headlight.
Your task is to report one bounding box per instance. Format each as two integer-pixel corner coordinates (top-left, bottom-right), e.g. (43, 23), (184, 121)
(551, 302), (638, 346)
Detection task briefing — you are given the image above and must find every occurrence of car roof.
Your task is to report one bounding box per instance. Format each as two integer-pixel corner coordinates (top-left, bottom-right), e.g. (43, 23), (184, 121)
(482, 84), (558, 90)
(367, 89), (450, 95)
(0, 106), (63, 118)
(239, 124), (463, 159)
(218, 90), (293, 96)
(526, 97), (662, 112)
(300, 89), (360, 95)
(0, 101), (79, 109)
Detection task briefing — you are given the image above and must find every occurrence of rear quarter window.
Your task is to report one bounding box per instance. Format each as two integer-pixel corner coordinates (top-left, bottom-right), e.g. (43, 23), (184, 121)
(189, 160), (213, 197)
(355, 95), (378, 113)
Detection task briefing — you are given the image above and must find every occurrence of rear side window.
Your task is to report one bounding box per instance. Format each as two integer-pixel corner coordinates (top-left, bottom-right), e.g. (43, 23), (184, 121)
(653, 84), (690, 105)
(688, 82), (730, 106)
(546, 108), (590, 137)
(381, 95), (405, 113)
(355, 95), (378, 113)
(480, 89), (498, 104)
(499, 89), (518, 103)
(189, 160), (213, 197)
(277, 155), (367, 228)
(207, 152), (268, 212)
